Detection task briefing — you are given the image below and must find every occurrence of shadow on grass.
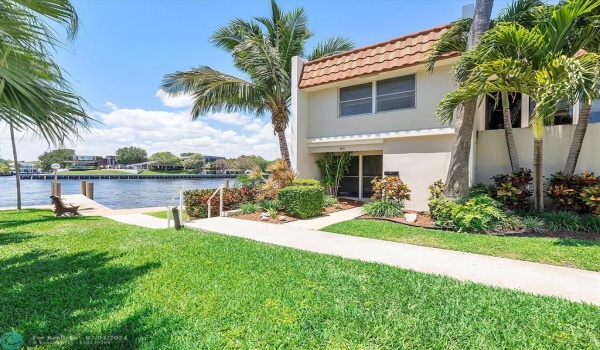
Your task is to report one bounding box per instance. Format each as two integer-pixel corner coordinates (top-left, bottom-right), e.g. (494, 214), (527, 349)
(0, 231), (40, 246)
(552, 239), (600, 247)
(0, 210), (100, 230)
(0, 249), (160, 349)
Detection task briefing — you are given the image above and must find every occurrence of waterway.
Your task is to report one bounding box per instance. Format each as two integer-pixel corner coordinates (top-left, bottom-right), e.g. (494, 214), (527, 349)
(0, 176), (229, 209)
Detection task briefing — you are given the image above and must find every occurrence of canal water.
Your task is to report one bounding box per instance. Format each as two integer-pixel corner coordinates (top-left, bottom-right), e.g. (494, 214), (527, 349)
(0, 176), (228, 209)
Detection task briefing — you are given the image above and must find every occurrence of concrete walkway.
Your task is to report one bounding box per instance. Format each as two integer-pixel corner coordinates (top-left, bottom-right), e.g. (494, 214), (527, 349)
(284, 207), (363, 229)
(186, 217), (600, 305)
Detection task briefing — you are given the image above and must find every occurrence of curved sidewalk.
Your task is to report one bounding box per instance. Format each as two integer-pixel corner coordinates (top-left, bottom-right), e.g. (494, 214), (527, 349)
(186, 217), (600, 306)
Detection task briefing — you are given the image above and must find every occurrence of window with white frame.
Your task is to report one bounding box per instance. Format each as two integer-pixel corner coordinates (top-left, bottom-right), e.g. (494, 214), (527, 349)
(376, 75), (415, 112)
(588, 100), (600, 123)
(339, 74), (415, 117)
(339, 83), (372, 117)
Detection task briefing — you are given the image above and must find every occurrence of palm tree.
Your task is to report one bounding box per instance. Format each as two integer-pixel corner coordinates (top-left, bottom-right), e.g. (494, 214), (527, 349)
(161, 0), (354, 167)
(437, 0), (600, 211)
(0, 0), (90, 209)
(426, 0), (545, 176)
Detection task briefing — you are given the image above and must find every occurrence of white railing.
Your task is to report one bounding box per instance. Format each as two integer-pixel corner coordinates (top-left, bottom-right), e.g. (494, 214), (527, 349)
(207, 184), (224, 218)
(166, 186), (184, 229)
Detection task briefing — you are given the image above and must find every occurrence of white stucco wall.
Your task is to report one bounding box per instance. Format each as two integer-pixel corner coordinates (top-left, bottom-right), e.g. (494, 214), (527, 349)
(305, 64), (456, 139)
(382, 135), (453, 210)
(476, 123), (600, 183)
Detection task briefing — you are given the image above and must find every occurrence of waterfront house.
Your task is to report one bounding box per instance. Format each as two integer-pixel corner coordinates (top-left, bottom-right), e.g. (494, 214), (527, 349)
(290, 22), (600, 210)
(67, 155), (115, 170)
(9, 162), (37, 174)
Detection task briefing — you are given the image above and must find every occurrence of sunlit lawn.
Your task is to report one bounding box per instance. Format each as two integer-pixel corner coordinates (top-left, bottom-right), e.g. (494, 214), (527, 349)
(57, 169), (130, 175)
(322, 219), (600, 271)
(1, 210), (598, 349)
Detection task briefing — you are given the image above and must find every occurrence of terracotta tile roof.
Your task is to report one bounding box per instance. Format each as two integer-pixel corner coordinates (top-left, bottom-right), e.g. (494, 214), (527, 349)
(299, 23), (459, 89)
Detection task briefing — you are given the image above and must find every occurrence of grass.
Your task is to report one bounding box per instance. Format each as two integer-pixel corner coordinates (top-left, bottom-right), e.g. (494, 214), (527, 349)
(0, 210), (598, 349)
(140, 169), (196, 175)
(322, 219), (600, 271)
(145, 210), (190, 221)
(58, 169), (130, 175)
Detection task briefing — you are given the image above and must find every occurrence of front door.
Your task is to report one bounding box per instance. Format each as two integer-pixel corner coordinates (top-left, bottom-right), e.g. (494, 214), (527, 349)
(338, 155), (382, 199)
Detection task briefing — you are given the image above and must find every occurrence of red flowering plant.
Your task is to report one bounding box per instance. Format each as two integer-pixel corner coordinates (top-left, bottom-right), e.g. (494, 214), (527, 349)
(545, 172), (599, 213)
(371, 176), (411, 204)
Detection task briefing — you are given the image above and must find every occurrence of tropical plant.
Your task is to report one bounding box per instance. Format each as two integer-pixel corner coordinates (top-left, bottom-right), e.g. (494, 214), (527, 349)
(1, 0), (91, 209)
(491, 168), (533, 211)
(523, 216), (547, 232)
(278, 185), (324, 218)
(370, 176), (411, 204)
(451, 195), (506, 233)
(161, 0), (354, 167)
(259, 199), (280, 212)
(428, 179), (445, 201)
(581, 186), (600, 215)
(363, 200), (404, 218)
(545, 171), (599, 213)
(323, 195), (339, 208)
(436, 0), (600, 211)
(239, 203), (260, 214)
(315, 152), (353, 196)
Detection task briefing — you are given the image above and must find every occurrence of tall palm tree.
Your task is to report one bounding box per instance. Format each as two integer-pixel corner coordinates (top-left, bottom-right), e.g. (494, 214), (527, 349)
(437, 0), (600, 211)
(426, 0), (545, 175)
(161, 0), (354, 167)
(0, 0), (90, 209)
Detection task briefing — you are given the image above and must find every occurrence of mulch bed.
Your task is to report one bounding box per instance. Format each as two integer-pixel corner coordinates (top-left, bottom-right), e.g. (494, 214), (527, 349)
(231, 198), (364, 224)
(358, 210), (600, 240)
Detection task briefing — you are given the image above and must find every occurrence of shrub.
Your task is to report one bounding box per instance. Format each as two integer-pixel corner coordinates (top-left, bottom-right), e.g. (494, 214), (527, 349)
(278, 186), (324, 219)
(545, 172), (599, 213)
(580, 215), (600, 233)
(491, 168), (533, 211)
(523, 216), (547, 233)
(323, 195), (338, 208)
(581, 185), (600, 215)
(451, 195), (506, 233)
(428, 198), (457, 230)
(362, 200), (403, 217)
(538, 212), (583, 232)
(428, 179), (445, 200)
(239, 203), (260, 214)
(495, 214), (524, 233)
(469, 183), (494, 198)
(259, 199), (280, 212)
(184, 186), (258, 218)
(292, 179), (321, 187)
(371, 176), (411, 203)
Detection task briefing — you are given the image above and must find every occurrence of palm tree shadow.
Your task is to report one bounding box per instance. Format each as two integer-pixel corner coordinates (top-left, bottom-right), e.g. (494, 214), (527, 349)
(0, 249), (160, 349)
(0, 231), (40, 246)
(0, 209), (101, 230)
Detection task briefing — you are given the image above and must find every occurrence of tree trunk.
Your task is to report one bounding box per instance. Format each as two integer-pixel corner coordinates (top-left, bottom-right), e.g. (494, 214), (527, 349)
(9, 124), (22, 210)
(444, 97), (477, 198)
(563, 102), (591, 175)
(501, 91), (520, 173)
(444, 0), (493, 199)
(276, 127), (291, 168)
(533, 137), (544, 211)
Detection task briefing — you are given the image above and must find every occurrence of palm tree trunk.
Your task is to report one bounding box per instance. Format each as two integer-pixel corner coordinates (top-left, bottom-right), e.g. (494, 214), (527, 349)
(444, 0), (493, 199)
(9, 124), (22, 210)
(444, 97), (477, 198)
(501, 91), (520, 173)
(533, 137), (544, 211)
(563, 102), (591, 175)
(276, 127), (291, 168)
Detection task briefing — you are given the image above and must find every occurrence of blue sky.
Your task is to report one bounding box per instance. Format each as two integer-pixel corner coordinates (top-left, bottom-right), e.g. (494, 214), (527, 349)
(5, 0), (537, 161)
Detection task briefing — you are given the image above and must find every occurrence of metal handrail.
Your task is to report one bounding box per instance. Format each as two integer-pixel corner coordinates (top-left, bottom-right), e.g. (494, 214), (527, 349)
(207, 185), (224, 218)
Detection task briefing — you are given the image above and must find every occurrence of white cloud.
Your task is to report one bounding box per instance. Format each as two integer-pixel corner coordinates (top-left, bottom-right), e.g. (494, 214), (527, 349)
(104, 102), (118, 111)
(1, 104), (289, 162)
(155, 89), (194, 108)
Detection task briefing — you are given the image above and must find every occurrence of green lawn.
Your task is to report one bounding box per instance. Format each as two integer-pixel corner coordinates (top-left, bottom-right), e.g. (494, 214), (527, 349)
(322, 219), (600, 271)
(1, 210), (598, 349)
(58, 169), (130, 175)
(145, 210), (190, 221)
(140, 169), (196, 175)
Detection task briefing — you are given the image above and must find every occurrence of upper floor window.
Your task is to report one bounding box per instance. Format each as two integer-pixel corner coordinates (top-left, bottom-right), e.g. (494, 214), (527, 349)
(376, 76), (415, 112)
(529, 100), (573, 125)
(339, 83), (372, 117)
(339, 74), (416, 117)
(485, 92), (522, 130)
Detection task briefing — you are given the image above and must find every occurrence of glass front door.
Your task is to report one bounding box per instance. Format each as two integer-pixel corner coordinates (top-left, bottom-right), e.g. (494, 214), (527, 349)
(338, 155), (382, 199)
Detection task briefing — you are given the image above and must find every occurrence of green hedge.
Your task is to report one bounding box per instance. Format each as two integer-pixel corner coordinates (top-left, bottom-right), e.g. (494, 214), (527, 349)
(184, 187), (257, 218)
(292, 179), (321, 187)
(278, 185), (324, 219)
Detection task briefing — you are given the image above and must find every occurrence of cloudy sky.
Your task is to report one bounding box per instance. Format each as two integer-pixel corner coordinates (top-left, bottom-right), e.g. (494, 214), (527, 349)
(0, 0), (528, 161)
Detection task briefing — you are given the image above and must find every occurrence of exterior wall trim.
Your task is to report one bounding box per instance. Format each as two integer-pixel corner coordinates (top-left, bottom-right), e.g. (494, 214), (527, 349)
(306, 127), (455, 147)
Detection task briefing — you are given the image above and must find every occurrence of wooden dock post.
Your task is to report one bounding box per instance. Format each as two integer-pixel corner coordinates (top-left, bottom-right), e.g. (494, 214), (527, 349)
(80, 180), (87, 195)
(51, 182), (62, 197)
(224, 179), (229, 189)
(86, 182), (94, 200)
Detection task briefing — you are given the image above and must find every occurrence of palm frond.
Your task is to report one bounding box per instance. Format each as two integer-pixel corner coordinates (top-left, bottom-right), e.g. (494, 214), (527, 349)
(424, 18), (470, 73)
(306, 36), (354, 61)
